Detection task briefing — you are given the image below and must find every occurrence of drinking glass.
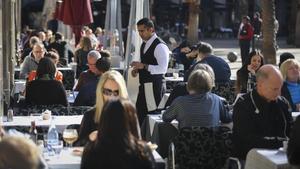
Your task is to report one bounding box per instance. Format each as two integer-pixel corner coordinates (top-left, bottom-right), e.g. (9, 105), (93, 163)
(63, 129), (78, 147)
(52, 140), (64, 158)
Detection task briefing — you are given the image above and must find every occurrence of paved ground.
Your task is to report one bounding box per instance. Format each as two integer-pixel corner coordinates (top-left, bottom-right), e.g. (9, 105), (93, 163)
(203, 38), (300, 79)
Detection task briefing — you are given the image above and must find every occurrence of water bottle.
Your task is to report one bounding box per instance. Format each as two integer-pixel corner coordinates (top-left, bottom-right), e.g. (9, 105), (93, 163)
(47, 117), (59, 155)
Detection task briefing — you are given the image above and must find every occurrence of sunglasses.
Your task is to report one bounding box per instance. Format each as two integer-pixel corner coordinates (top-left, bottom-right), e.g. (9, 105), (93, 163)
(103, 88), (119, 96)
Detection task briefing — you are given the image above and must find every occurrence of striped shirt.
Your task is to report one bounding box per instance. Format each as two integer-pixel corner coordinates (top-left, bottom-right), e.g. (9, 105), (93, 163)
(162, 92), (232, 129)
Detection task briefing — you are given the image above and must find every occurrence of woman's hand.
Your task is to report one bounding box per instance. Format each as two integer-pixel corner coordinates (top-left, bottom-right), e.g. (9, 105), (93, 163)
(89, 130), (98, 141)
(247, 65), (256, 74)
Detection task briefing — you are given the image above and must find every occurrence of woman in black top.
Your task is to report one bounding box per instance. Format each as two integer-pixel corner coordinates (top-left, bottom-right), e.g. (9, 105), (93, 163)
(75, 36), (93, 78)
(236, 50), (264, 93)
(25, 57), (68, 106)
(81, 99), (155, 169)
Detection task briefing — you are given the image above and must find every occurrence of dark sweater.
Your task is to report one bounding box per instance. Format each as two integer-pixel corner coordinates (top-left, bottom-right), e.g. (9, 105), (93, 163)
(287, 116), (300, 166)
(25, 79), (68, 106)
(232, 89), (293, 160)
(74, 70), (98, 91)
(74, 78), (98, 106)
(184, 55), (231, 83)
(236, 66), (249, 93)
(81, 140), (155, 169)
(78, 108), (97, 146)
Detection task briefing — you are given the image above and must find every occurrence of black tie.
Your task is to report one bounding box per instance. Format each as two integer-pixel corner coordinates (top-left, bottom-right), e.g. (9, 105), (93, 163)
(141, 42), (146, 54)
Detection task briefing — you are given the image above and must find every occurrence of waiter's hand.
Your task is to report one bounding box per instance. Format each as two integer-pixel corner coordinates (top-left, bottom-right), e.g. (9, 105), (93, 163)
(89, 130), (98, 141)
(186, 50), (198, 59)
(130, 61), (145, 70)
(131, 69), (138, 77)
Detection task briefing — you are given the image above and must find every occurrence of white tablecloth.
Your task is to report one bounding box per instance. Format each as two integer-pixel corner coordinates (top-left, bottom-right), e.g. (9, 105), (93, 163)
(2, 115), (83, 133)
(245, 149), (291, 169)
(148, 114), (178, 137)
(47, 148), (81, 169)
(158, 93), (170, 109)
(292, 112), (300, 121)
(165, 76), (183, 82)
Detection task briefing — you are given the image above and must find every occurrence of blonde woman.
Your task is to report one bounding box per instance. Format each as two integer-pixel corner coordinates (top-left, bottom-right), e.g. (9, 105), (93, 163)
(280, 59), (300, 111)
(78, 70), (129, 145)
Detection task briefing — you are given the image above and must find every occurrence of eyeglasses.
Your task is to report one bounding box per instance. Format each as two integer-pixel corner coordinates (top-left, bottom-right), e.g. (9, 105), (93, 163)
(87, 63), (96, 66)
(33, 50), (44, 54)
(102, 88), (119, 96)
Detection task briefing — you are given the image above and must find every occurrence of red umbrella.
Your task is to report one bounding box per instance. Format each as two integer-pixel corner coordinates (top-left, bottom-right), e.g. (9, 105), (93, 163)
(56, 0), (94, 45)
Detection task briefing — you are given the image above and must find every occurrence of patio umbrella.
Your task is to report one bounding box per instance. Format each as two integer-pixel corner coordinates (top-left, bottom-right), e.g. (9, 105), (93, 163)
(56, 0), (94, 45)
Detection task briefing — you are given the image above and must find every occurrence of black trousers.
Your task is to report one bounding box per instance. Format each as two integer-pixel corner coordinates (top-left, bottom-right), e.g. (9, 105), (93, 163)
(136, 78), (165, 125)
(239, 39), (251, 66)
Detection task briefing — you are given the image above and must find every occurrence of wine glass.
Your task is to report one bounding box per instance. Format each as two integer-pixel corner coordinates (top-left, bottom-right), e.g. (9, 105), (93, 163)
(63, 129), (78, 147)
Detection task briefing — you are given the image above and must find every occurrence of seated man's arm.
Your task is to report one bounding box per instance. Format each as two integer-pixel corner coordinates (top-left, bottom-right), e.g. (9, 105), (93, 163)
(20, 57), (30, 79)
(219, 98), (232, 123)
(162, 98), (181, 123)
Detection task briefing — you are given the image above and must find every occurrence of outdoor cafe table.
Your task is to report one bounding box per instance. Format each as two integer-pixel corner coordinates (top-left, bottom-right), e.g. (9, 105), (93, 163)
(245, 149), (291, 169)
(165, 76), (183, 93)
(2, 115), (83, 133)
(141, 114), (178, 158)
(292, 112), (300, 121)
(46, 147), (165, 169)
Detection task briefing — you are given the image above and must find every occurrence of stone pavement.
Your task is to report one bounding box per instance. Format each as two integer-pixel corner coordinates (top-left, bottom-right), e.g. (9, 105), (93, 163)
(203, 38), (300, 80)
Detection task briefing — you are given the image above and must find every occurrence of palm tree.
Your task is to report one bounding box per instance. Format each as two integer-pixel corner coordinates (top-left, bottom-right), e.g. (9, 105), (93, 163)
(287, 0), (297, 45)
(261, 0), (276, 64)
(295, 0), (300, 47)
(186, 0), (201, 44)
(238, 0), (249, 19)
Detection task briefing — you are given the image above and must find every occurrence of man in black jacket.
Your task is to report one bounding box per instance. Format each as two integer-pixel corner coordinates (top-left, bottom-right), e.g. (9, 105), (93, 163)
(232, 65), (293, 161)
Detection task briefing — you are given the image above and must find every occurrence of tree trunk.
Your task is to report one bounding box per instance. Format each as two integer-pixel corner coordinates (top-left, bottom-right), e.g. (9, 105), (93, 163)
(187, 0), (200, 44)
(295, 0), (300, 47)
(261, 0), (276, 64)
(287, 0), (297, 44)
(238, 0), (248, 19)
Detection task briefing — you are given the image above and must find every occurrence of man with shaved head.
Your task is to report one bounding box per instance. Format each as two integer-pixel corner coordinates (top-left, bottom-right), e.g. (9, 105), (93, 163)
(232, 64), (293, 161)
(20, 42), (46, 79)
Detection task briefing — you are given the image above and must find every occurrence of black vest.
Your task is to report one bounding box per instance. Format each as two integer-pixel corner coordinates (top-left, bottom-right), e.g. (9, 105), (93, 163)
(138, 38), (165, 84)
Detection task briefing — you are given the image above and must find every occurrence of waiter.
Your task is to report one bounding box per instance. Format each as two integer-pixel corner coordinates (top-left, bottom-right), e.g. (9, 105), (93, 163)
(131, 18), (169, 124)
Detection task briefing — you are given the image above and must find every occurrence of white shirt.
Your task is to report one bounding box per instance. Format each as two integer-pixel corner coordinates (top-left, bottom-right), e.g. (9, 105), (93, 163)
(142, 33), (169, 75)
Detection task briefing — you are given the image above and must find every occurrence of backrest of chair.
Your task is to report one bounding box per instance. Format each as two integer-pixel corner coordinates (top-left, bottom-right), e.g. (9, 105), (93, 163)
(212, 81), (236, 105)
(61, 69), (75, 90)
(172, 126), (232, 169)
(16, 104), (67, 116)
(68, 106), (92, 115)
(16, 105), (92, 116)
